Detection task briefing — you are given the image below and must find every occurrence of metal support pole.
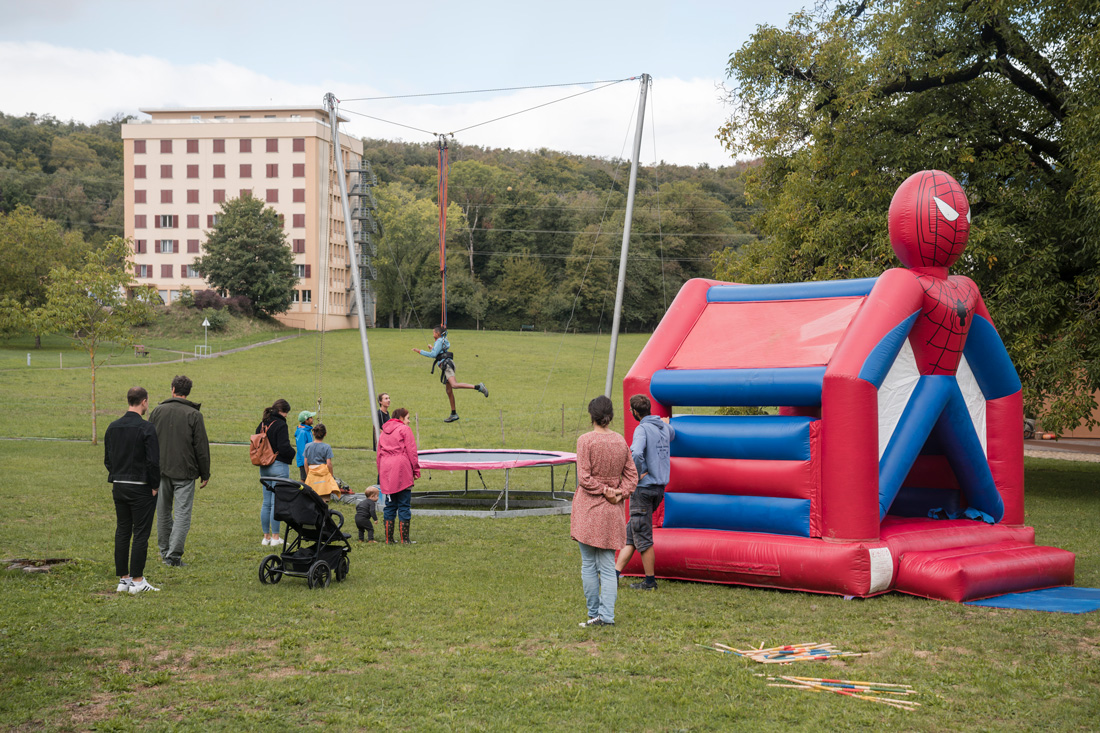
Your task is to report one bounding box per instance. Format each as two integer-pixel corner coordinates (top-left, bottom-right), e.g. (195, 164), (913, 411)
(605, 74), (650, 397)
(325, 93), (380, 445)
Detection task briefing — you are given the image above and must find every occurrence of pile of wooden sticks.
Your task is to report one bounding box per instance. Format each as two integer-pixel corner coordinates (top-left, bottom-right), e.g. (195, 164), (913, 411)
(698, 641), (864, 663)
(761, 674), (919, 711)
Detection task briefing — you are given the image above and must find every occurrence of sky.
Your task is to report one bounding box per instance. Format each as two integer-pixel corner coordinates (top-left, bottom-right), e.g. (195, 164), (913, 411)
(0, 0), (813, 167)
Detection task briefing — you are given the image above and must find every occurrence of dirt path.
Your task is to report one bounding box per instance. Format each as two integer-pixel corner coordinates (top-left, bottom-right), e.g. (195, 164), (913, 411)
(7, 334), (299, 371)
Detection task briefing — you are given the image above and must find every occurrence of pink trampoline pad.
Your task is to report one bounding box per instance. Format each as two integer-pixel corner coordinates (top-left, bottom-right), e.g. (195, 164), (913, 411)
(418, 448), (577, 471)
(668, 298), (864, 369)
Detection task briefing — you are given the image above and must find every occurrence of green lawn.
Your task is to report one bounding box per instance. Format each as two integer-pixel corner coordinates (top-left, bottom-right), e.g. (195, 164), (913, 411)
(0, 329), (1098, 731)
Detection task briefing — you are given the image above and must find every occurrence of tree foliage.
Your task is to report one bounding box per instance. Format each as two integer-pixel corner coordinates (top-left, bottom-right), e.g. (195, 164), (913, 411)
(716, 0), (1100, 432)
(42, 237), (157, 443)
(193, 194), (296, 317)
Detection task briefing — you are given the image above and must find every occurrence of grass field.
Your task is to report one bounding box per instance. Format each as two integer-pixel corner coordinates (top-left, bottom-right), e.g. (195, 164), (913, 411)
(0, 328), (1098, 731)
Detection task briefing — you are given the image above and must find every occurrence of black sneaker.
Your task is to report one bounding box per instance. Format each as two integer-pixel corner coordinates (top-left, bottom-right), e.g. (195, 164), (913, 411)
(165, 558), (186, 567)
(630, 580), (657, 591)
(444, 414), (460, 423)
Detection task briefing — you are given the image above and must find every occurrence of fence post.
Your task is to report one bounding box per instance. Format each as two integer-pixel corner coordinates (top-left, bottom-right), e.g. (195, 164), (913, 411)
(561, 403), (565, 437)
(500, 409), (505, 447)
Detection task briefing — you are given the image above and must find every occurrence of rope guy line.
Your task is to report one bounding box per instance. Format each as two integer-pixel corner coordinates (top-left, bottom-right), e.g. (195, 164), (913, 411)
(340, 77), (638, 102)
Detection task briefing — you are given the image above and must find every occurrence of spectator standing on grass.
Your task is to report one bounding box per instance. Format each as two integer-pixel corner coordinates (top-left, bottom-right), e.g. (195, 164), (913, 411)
(571, 395), (638, 628)
(104, 386), (161, 594)
(615, 394), (675, 590)
(149, 375), (210, 568)
(294, 410), (316, 482)
(372, 392), (391, 452)
(303, 422), (339, 501)
(377, 408), (420, 545)
(257, 399), (294, 547)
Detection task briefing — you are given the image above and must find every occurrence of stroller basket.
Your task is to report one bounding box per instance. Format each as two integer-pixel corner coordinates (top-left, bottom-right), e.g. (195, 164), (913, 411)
(258, 478), (351, 589)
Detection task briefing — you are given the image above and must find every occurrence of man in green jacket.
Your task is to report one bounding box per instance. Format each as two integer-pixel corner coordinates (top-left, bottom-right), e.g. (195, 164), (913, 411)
(149, 375), (211, 567)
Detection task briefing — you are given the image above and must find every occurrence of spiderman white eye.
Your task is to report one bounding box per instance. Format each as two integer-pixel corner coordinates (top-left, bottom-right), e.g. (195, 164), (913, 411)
(933, 196), (960, 222)
(966, 208), (971, 224)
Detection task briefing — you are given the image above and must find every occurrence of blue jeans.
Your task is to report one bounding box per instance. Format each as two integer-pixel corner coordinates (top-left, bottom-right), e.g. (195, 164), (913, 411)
(259, 461), (289, 534)
(578, 542), (617, 624)
(383, 489), (412, 522)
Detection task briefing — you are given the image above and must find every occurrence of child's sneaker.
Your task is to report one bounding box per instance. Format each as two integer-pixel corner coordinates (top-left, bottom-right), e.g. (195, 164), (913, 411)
(128, 578), (160, 594)
(443, 413), (460, 423)
(476, 383), (489, 398)
(116, 578), (132, 593)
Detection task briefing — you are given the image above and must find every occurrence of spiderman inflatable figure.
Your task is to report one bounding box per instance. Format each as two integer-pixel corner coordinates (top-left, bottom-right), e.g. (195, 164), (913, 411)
(888, 170), (979, 376)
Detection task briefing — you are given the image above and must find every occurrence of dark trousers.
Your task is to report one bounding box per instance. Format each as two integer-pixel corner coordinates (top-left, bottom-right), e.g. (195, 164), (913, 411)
(299, 465), (307, 482)
(356, 517), (374, 541)
(113, 482), (158, 578)
(382, 489), (412, 522)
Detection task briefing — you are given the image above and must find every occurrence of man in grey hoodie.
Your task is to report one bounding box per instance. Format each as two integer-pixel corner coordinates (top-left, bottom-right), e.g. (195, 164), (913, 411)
(615, 394), (675, 590)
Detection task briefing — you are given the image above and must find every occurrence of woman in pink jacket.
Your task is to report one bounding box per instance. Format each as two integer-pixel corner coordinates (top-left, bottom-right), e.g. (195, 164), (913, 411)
(377, 407), (420, 544)
(571, 395), (638, 627)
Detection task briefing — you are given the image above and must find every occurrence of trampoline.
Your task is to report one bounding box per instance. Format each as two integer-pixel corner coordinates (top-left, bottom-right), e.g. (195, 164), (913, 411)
(414, 448), (577, 516)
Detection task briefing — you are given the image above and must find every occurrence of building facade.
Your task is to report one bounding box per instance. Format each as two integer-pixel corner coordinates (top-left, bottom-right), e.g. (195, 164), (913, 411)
(121, 106), (371, 330)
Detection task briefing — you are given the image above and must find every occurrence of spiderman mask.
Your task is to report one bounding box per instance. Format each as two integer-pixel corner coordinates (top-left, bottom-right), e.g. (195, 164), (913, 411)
(888, 170), (970, 269)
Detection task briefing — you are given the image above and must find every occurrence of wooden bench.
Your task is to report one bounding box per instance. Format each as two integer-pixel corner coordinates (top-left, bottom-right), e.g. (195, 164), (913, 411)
(520, 324), (535, 332)
(134, 344), (149, 357)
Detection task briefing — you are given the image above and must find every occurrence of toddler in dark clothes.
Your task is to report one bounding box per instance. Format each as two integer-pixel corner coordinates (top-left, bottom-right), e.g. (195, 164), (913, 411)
(356, 486), (379, 542)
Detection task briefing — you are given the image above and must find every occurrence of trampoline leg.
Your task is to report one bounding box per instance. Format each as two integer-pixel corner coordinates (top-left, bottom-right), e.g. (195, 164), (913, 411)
(505, 469), (510, 512)
(464, 470), (469, 496)
(550, 465), (555, 499)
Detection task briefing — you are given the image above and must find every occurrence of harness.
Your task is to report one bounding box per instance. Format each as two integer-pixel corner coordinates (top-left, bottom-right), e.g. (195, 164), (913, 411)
(428, 331), (455, 384)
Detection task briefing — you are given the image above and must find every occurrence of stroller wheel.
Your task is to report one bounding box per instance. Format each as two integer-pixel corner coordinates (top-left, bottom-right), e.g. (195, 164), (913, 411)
(259, 554), (284, 584)
(307, 560), (331, 589)
(335, 555), (349, 582)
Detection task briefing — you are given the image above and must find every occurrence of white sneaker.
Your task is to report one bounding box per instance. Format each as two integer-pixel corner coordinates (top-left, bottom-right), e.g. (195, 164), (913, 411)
(270, 537), (281, 546)
(116, 578), (132, 593)
(129, 578), (160, 594)
(262, 538), (270, 546)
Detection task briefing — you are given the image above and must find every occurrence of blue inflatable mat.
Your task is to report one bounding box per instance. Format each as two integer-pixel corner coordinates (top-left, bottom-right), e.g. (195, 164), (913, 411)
(964, 587), (1100, 614)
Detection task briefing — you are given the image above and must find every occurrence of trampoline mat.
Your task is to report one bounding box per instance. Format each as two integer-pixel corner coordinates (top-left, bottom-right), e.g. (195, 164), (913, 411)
(418, 449), (576, 470)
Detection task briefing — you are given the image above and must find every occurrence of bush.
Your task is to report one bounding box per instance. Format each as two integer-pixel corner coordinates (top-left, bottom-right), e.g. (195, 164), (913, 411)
(201, 308), (229, 332)
(193, 289), (224, 310)
(224, 295), (252, 316)
(176, 286), (194, 308)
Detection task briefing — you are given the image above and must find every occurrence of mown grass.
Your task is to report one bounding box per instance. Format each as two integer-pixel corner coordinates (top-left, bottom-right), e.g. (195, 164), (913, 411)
(0, 330), (1098, 731)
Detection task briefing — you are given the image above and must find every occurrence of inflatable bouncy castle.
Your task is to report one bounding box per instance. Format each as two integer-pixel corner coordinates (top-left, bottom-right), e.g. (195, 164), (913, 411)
(621, 170), (1075, 601)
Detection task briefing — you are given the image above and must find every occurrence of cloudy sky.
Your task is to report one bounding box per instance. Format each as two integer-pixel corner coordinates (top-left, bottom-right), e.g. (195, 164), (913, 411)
(0, 0), (811, 166)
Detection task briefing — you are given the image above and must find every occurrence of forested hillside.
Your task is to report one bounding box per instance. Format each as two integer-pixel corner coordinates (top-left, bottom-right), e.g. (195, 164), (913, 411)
(361, 139), (760, 331)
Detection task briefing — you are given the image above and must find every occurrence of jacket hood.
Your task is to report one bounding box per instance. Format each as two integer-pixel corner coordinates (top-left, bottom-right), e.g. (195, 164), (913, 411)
(382, 420), (404, 434)
(162, 396), (201, 410)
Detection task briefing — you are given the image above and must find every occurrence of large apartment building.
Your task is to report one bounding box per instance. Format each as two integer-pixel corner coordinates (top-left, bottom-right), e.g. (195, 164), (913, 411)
(121, 106), (372, 330)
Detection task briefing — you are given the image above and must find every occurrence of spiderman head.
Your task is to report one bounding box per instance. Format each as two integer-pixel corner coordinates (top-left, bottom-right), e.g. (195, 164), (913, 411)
(888, 170), (970, 269)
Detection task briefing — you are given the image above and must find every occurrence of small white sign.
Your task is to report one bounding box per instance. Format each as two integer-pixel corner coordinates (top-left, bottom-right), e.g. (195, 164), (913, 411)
(202, 318), (211, 328)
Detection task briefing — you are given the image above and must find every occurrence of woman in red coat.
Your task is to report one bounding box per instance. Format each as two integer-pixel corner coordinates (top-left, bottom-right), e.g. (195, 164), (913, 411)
(377, 407), (420, 544)
(571, 395), (638, 627)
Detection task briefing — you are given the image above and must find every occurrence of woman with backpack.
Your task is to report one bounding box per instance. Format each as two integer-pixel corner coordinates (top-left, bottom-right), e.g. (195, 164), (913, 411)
(256, 398), (295, 547)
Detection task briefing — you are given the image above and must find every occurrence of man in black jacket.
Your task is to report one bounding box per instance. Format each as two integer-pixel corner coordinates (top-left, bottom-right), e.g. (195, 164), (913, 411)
(104, 386), (161, 594)
(149, 375), (211, 567)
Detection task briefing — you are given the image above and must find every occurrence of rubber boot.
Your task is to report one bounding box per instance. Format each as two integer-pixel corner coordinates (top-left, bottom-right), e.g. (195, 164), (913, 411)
(400, 519), (415, 545)
(384, 520), (395, 545)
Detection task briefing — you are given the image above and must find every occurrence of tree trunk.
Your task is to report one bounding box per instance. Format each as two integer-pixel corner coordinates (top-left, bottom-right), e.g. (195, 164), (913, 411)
(389, 311), (394, 329)
(34, 334), (41, 349)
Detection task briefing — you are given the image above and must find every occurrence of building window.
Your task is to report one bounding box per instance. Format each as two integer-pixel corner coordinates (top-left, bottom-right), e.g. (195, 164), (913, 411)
(191, 115), (201, 121)
(292, 163), (305, 177)
(134, 140), (146, 154)
(160, 190), (173, 204)
(294, 264), (306, 278)
(158, 239), (174, 254)
(291, 290), (300, 304)
(240, 164), (251, 178)
(185, 264), (201, 278)
(301, 289), (312, 303)
(160, 164), (172, 179)
(266, 163), (278, 178)
(292, 213), (305, 228)
(266, 188), (278, 203)
(292, 138), (305, 153)
(157, 214), (177, 228)
(187, 139), (199, 154)
(135, 264), (152, 278)
(187, 214), (199, 228)
(134, 164), (146, 179)
(213, 139), (225, 153)
(292, 238), (305, 253)
(161, 264), (173, 278)
(134, 240), (147, 254)
(134, 190), (147, 204)
(186, 164), (198, 179)
(240, 138), (252, 153)
(160, 140), (172, 154)
(135, 214), (147, 229)
(264, 114), (276, 119)
(213, 164), (225, 178)
(208, 214), (222, 227)
(290, 114), (300, 120)
(187, 189), (199, 204)
(187, 239), (200, 253)
(266, 138), (278, 153)
(213, 189), (226, 203)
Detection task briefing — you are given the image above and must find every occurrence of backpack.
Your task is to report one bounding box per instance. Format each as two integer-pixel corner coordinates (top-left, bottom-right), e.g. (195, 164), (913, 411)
(250, 421), (277, 467)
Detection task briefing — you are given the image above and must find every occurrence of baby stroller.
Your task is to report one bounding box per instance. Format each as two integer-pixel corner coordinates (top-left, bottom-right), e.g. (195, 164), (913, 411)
(258, 478), (351, 589)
